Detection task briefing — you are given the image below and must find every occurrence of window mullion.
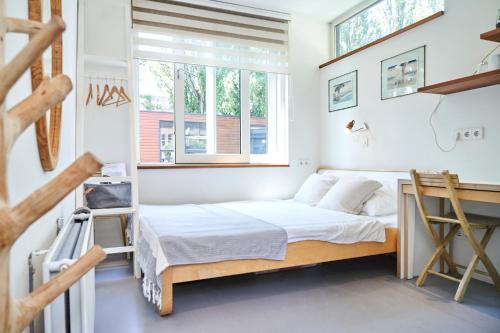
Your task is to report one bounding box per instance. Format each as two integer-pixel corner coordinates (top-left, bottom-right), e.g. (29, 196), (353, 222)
(206, 67), (216, 154)
(267, 73), (278, 158)
(277, 74), (289, 163)
(240, 70), (250, 159)
(174, 64), (186, 163)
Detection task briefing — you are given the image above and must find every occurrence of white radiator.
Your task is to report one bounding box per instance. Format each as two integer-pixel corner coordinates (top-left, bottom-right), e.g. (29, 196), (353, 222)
(43, 208), (95, 333)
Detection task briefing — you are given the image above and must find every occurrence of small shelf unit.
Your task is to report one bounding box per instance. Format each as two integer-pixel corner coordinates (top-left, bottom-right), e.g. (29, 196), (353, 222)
(91, 207), (136, 217)
(104, 245), (135, 255)
(86, 176), (133, 183)
(418, 27), (500, 95)
(417, 69), (500, 95)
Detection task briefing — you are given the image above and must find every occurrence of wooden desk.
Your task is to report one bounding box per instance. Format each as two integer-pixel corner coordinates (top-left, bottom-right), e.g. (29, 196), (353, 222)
(397, 179), (500, 279)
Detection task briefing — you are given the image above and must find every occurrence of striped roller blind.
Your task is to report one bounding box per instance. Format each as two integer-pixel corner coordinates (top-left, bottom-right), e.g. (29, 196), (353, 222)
(131, 0), (290, 74)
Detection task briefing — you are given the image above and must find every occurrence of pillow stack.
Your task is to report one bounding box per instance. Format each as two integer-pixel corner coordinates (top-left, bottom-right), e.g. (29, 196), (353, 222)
(294, 173), (395, 216)
(361, 181), (397, 216)
(317, 178), (382, 214)
(294, 173), (338, 206)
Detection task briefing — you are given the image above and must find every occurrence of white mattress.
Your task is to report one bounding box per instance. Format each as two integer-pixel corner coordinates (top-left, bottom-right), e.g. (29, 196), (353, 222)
(373, 214), (398, 228)
(218, 200), (387, 244)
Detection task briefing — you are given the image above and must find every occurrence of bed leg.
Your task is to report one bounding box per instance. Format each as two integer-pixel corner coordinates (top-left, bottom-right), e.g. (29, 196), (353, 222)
(160, 267), (173, 316)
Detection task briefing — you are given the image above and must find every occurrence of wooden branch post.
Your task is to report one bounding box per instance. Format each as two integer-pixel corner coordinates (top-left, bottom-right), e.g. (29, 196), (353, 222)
(0, 10), (107, 333)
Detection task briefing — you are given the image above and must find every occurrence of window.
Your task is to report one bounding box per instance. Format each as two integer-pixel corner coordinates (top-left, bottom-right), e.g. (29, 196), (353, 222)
(180, 64), (242, 156)
(138, 60), (175, 164)
(250, 72), (267, 155)
(334, 0), (444, 57)
(137, 60), (288, 164)
(132, 0), (289, 165)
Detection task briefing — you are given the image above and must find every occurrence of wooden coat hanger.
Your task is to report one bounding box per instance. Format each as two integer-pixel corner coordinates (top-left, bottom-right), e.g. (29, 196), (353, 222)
(114, 81), (126, 107)
(119, 85), (132, 103)
(96, 83), (101, 106)
(85, 82), (93, 105)
(102, 84), (120, 106)
(99, 83), (112, 105)
(115, 81), (132, 106)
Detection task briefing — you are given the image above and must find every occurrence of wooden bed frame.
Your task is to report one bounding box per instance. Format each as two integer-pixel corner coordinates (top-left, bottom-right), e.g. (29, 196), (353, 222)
(159, 227), (398, 315)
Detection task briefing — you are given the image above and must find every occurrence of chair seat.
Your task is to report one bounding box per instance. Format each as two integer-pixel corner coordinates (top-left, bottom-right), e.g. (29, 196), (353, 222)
(444, 212), (500, 228)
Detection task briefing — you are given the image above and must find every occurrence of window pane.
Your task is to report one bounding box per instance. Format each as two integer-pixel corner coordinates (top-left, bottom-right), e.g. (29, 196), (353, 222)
(250, 72), (267, 154)
(185, 121), (207, 154)
(216, 67), (240, 154)
(159, 121), (175, 163)
(336, 0), (444, 56)
(182, 64), (241, 155)
(183, 64), (207, 154)
(138, 60), (175, 163)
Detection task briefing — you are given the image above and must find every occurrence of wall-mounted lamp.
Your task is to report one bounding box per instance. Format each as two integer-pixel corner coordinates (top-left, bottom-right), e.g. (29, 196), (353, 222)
(344, 120), (368, 134)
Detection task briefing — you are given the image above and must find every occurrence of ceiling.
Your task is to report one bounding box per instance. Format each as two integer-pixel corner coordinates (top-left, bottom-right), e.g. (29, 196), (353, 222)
(213, 0), (366, 22)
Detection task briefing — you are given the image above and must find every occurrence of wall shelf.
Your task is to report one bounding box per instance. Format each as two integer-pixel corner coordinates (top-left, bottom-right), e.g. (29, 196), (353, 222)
(417, 69), (500, 95)
(84, 54), (128, 68)
(480, 27), (500, 42)
(418, 27), (500, 95)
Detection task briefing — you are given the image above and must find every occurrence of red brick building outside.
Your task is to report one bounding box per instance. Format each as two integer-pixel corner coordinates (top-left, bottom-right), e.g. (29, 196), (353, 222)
(140, 111), (267, 163)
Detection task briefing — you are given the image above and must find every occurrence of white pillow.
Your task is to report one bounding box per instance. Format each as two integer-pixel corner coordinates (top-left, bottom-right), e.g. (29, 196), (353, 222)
(317, 178), (382, 214)
(294, 173), (339, 206)
(361, 182), (397, 216)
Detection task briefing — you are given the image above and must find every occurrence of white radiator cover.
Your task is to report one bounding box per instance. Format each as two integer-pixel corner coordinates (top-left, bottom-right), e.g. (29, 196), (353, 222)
(43, 208), (96, 333)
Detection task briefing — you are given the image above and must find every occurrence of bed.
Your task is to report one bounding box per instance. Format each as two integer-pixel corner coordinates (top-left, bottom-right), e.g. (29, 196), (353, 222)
(137, 169), (406, 315)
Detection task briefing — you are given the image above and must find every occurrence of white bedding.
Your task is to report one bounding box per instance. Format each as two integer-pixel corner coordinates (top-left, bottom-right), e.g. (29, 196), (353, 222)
(139, 200), (393, 276)
(219, 200), (387, 244)
(373, 213), (398, 228)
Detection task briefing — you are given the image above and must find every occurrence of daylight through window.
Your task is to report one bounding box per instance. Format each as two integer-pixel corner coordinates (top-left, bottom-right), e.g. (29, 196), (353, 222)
(335, 0), (444, 57)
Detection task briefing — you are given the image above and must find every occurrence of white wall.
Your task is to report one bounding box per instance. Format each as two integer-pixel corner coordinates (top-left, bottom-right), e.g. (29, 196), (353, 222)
(319, 0), (500, 281)
(319, 0), (500, 182)
(139, 15), (329, 204)
(5, 0), (78, 306)
(81, 0), (329, 204)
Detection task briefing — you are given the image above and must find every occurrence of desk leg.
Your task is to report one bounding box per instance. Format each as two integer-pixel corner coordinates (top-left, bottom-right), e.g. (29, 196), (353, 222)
(404, 193), (409, 279)
(439, 198), (445, 273)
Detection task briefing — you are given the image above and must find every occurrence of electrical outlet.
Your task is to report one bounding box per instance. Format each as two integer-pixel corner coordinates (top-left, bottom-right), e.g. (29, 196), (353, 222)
(457, 128), (472, 141)
(298, 159), (310, 167)
(470, 127), (483, 140)
(457, 127), (484, 141)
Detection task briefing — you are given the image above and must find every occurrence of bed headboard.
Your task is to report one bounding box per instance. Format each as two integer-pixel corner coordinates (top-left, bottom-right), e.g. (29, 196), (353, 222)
(317, 168), (409, 189)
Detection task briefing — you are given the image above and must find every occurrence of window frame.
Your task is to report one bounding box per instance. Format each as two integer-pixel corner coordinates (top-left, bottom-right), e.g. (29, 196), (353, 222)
(134, 59), (288, 166)
(250, 73), (288, 164)
(174, 64), (251, 164)
(330, 0), (444, 58)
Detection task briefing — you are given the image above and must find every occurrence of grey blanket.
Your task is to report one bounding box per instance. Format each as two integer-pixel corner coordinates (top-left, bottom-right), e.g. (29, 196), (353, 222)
(137, 204), (288, 308)
(140, 204), (288, 266)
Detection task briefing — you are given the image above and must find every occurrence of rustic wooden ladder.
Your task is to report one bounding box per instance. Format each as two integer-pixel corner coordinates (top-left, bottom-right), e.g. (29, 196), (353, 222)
(410, 169), (500, 302)
(0, 5), (106, 333)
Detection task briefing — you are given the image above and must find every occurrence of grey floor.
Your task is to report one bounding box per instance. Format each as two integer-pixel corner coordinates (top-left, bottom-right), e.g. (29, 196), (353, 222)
(95, 256), (500, 333)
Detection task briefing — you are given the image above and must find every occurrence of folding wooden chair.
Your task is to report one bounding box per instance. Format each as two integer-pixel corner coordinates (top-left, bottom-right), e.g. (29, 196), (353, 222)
(410, 170), (500, 302)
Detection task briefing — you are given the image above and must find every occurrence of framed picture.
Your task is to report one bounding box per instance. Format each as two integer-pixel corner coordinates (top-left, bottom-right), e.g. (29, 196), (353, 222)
(381, 46), (425, 100)
(328, 70), (358, 112)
